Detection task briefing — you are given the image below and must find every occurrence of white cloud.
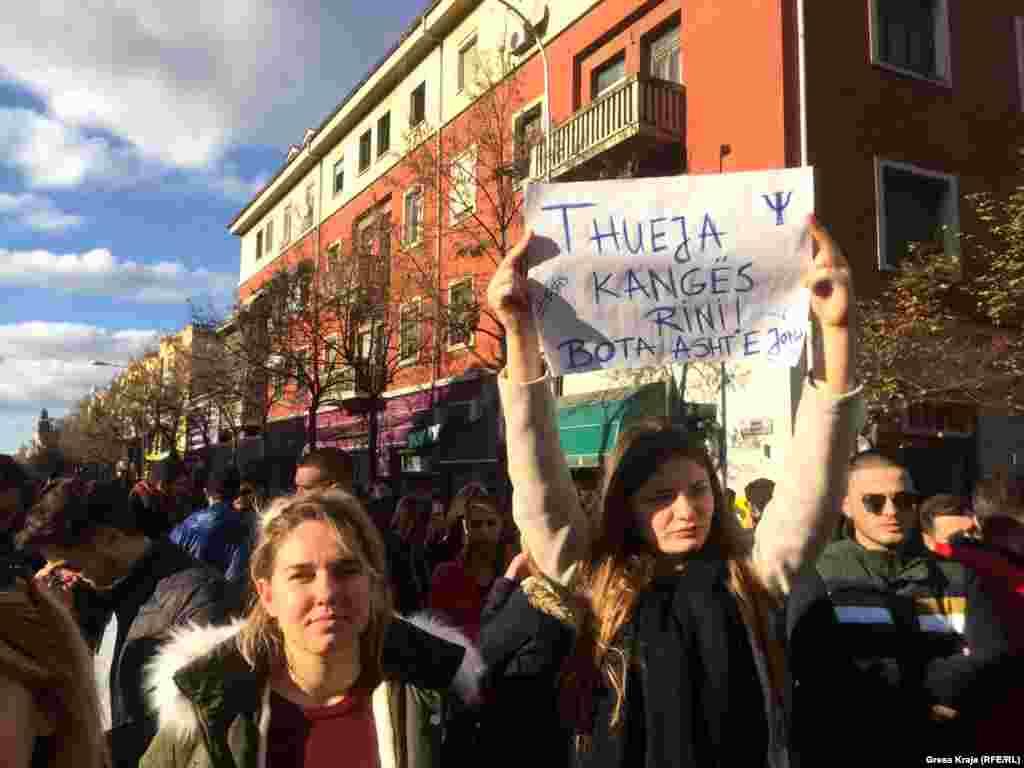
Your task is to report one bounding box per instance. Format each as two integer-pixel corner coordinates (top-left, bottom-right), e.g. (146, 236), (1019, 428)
(0, 0), (326, 170)
(0, 192), (83, 232)
(0, 248), (237, 304)
(0, 108), (142, 188)
(0, 322), (158, 365)
(0, 323), (161, 432)
(206, 167), (270, 204)
(0, 108), (265, 203)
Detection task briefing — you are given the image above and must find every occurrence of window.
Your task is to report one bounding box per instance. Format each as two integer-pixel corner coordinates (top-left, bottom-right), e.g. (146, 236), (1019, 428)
(333, 157), (345, 196)
(255, 229), (264, 261)
(448, 278), (475, 348)
(266, 219), (274, 254)
(458, 35), (479, 92)
(358, 324), (383, 361)
(404, 187), (423, 245)
(647, 22), (681, 84)
(286, 274), (306, 314)
(400, 301), (421, 361)
(592, 53), (626, 99)
(876, 159), (959, 270)
(355, 207), (391, 290)
(514, 105), (543, 177)
(1017, 17), (1024, 111)
(449, 149), (477, 223)
(410, 82), (426, 126)
(270, 355), (285, 402)
(283, 205), (293, 244)
(872, 0), (949, 81)
(326, 241), (342, 271)
(359, 130), (372, 172)
(301, 183), (315, 231)
(377, 113), (391, 158)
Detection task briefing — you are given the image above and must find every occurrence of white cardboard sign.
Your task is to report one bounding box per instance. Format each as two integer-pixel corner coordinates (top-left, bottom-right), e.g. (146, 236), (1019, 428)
(524, 167), (814, 376)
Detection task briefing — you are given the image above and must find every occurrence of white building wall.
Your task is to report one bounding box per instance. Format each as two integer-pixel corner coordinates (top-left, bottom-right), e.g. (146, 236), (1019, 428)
(235, 0), (602, 284)
(560, 358), (802, 495)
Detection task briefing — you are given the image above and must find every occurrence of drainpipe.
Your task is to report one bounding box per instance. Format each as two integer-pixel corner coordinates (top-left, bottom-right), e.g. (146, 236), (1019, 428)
(420, 13), (445, 482)
(797, 0), (809, 167)
(797, 0), (813, 442)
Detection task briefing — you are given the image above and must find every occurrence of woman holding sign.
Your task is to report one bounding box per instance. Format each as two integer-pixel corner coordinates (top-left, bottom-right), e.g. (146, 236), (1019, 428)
(488, 217), (862, 767)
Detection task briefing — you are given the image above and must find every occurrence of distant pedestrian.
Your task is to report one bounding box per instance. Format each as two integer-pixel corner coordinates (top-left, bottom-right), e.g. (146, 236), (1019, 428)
(429, 495), (508, 642)
(16, 478), (228, 768)
(170, 467), (249, 585)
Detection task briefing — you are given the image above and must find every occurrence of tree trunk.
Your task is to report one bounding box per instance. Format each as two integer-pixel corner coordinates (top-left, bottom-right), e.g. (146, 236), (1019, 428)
(367, 402), (380, 486)
(306, 399), (318, 450)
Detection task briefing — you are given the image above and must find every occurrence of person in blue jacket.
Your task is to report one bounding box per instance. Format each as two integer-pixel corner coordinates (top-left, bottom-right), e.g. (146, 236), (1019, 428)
(170, 466), (250, 587)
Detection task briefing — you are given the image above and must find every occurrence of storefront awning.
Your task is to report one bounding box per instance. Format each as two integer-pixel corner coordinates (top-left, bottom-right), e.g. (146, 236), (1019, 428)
(557, 383), (669, 468)
(404, 424), (440, 452)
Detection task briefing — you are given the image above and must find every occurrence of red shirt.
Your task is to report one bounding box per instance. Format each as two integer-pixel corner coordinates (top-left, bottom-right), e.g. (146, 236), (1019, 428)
(266, 689), (378, 768)
(429, 560), (493, 642)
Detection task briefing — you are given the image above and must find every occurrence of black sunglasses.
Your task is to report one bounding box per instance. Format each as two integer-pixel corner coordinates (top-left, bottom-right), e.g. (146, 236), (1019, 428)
(467, 519), (500, 530)
(861, 492), (917, 515)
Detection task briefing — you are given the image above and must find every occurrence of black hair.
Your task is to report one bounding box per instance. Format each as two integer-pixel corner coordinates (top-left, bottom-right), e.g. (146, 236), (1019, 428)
(15, 480), (138, 552)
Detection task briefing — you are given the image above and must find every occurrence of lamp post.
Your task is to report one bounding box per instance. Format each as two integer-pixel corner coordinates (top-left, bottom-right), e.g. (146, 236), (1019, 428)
(495, 0), (552, 182)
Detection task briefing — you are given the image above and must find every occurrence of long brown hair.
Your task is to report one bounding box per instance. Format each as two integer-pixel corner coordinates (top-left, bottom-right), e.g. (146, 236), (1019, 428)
(0, 575), (109, 768)
(561, 419), (786, 737)
(237, 490), (394, 691)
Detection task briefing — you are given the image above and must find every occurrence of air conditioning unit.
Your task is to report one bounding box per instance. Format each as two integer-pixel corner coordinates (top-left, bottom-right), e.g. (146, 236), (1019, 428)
(739, 418), (773, 436)
(506, 1), (548, 55)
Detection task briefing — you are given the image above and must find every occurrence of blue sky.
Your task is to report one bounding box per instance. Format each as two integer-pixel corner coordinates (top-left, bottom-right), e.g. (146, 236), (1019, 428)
(0, 1), (427, 454)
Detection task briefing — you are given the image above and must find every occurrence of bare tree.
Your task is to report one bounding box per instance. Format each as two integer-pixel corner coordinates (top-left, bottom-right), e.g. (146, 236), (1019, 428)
(203, 234), (414, 484)
(183, 317), (284, 462)
(390, 45), (541, 372)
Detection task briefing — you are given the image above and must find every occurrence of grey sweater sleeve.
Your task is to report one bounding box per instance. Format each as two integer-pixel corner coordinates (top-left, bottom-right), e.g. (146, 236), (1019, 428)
(498, 372), (589, 586)
(751, 378), (865, 597)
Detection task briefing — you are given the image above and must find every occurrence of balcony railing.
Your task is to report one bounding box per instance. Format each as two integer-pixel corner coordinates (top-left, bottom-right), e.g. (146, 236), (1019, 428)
(529, 74), (685, 180)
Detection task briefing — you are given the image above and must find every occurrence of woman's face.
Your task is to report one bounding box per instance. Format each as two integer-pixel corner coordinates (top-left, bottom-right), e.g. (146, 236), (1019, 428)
(256, 520), (372, 658)
(630, 455), (715, 556)
(464, 506), (503, 546)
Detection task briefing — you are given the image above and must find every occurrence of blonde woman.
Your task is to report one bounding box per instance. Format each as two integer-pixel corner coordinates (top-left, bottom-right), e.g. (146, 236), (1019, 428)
(141, 490), (481, 768)
(0, 562), (108, 768)
(487, 222), (862, 767)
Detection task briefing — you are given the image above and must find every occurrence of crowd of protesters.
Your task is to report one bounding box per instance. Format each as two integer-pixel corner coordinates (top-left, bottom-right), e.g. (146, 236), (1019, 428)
(0, 221), (1021, 767)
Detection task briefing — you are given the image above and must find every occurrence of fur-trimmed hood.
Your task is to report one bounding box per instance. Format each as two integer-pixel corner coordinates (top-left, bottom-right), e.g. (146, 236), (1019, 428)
(146, 613), (484, 739)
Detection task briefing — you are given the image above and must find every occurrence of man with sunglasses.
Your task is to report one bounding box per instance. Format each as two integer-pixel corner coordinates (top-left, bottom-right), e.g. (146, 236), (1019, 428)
(809, 450), (1009, 759)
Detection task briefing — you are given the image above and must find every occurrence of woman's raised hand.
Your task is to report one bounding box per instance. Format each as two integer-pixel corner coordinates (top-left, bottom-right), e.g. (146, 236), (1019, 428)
(489, 230), (544, 381)
(804, 216), (854, 330)
(803, 216), (856, 393)
(487, 230), (535, 332)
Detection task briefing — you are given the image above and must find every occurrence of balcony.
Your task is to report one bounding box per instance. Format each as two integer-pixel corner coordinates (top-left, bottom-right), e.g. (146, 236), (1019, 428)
(529, 74), (685, 181)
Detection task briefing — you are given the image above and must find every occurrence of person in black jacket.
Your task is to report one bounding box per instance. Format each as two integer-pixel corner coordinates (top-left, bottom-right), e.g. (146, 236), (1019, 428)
(477, 551), (577, 768)
(15, 478), (228, 768)
(811, 451), (1010, 761)
(0, 455), (41, 568)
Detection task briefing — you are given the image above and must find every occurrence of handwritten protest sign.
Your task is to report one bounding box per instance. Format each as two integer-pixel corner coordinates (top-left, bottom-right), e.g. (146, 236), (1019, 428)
(523, 167), (814, 377)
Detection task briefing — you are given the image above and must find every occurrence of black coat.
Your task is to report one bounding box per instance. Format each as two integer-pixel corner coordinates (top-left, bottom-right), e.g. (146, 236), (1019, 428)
(478, 577), (576, 768)
(75, 538), (229, 768)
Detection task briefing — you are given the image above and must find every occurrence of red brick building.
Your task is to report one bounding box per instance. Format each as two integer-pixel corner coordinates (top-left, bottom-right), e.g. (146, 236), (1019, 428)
(229, 0), (1024, 494)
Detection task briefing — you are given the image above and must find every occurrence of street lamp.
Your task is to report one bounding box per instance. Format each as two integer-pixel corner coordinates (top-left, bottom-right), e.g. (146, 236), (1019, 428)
(495, 0), (552, 182)
(90, 360), (128, 369)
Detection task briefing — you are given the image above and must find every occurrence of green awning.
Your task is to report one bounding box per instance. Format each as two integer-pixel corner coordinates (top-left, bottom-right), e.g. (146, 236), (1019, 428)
(557, 383), (669, 468)
(404, 426), (437, 452)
